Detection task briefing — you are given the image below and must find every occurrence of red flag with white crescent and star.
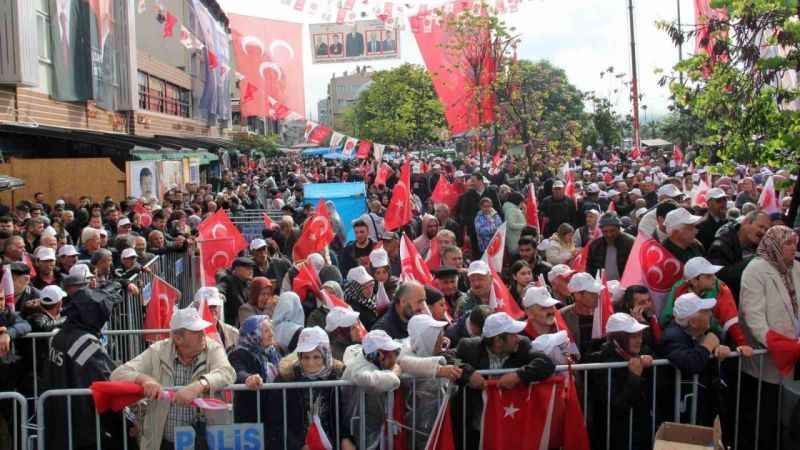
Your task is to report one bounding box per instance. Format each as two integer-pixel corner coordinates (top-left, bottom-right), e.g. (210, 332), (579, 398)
(356, 140), (372, 159)
(198, 238), (238, 288)
(375, 163), (393, 187)
(384, 162), (413, 231)
(198, 209), (248, 253)
(524, 183), (540, 232)
(308, 125), (332, 145)
(400, 234), (434, 286)
(488, 268), (525, 319)
(293, 262), (322, 302)
(293, 211), (335, 262)
(758, 175), (782, 215)
(430, 175), (460, 211)
(481, 222), (507, 273)
(143, 276), (178, 342)
(305, 414), (333, 450)
(425, 236), (441, 272)
(620, 232), (684, 314)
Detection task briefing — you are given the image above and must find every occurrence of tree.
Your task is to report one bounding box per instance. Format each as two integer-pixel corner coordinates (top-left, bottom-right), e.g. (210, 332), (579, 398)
(341, 64), (445, 147)
(231, 133), (279, 157)
(583, 93), (625, 149)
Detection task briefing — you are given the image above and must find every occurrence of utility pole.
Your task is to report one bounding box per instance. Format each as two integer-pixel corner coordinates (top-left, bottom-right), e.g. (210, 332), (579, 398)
(627, 0), (641, 151)
(677, 0), (684, 84)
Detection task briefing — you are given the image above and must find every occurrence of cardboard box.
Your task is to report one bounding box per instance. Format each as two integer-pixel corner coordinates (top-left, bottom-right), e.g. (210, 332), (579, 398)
(653, 422), (723, 450)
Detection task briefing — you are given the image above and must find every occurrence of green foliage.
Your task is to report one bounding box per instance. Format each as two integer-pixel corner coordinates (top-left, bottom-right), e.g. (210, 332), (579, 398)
(341, 64), (446, 147)
(659, 0), (800, 170)
(231, 133), (279, 157)
(583, 94), (624, 148)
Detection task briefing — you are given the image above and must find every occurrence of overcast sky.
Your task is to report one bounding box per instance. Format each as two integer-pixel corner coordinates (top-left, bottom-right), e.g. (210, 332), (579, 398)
(220, 0), (695, 122)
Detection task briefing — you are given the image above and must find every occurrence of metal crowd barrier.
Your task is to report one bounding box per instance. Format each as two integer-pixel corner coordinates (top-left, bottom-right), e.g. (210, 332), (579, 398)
(19, 349), (790, 450)
(0, 392), (27, 450)
(229, 209), (282, 243)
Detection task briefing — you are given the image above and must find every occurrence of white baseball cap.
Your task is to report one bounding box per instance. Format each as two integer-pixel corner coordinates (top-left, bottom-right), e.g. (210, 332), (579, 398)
(587, 183), (600, 193)
(522, 286), (560, 309)
(121, 248), (137, 259)
(35, 247), (56, 261)
(482, 312), (527, 338)
(606, 313), (649, 334)
(369, 248), (389, 268)
(467, 260), (491, 277)
(195, 286), (224, 306)
(674, 293), (717, 320)
(362, 329), (402, 354)
(69, 264), (95, 280)
(530, 330), (570, 355)
(347, 266), (374, 285)
(683, 257), (723, 280)
(707, 188), (727, 200)
(657, 184), (683, 198)
(552, 180), (565, 188)
(40, 285), (67, 306)
(630, 188), (643, 197)
(170, 306), (212, 332)
(408, 313), (448, 339)
(567, 272), (602, 294)
(324, 306), (360, 332)
(57, 245), (79, 257)
(249, 238), (268, 251)
(295, 326), (330, 353)
(547, 264), (574, 282)
(665, 208), (703, 234)
(117, 218), (131, 227)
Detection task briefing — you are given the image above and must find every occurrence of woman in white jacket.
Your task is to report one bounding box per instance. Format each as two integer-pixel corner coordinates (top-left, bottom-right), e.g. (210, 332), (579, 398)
(545, 222), (578, 265)
(397, 315), (463, 449)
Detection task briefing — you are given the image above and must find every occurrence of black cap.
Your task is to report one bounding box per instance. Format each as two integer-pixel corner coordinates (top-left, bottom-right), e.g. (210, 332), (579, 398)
(433, 266), (459, 279)
(424, 285), (444, 305)
(232, 257), (256, 269)
(9, 263), (30, 275)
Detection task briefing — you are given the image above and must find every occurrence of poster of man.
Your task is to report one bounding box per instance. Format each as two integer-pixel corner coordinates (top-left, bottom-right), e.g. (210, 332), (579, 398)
(310, 20), (400, 64)
(158, 160), (184, 199)
(126, 161), (158, 201)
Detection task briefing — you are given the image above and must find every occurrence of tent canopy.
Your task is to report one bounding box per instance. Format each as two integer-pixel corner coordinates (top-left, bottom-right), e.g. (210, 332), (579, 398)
(304, 182), (366, 242)
(302, 147), (331, 157)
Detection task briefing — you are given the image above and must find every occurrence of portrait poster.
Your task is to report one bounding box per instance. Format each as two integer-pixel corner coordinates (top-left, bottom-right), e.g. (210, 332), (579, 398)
(158, 160), (184, 199)
(310, 20), (400, 64)
(126, 161), (159, 200)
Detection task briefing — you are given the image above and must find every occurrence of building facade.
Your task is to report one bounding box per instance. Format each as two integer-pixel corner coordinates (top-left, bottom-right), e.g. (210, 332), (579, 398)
(328, 66), (372, 129)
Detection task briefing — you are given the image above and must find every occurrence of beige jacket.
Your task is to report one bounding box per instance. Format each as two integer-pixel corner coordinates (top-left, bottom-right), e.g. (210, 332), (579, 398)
(110, 337), (236, 448)
(739, 257), (800, 384)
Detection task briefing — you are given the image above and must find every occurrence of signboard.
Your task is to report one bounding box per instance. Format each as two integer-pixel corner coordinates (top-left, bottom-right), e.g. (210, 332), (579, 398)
(310, 20), (400, 64)
(174, 423), (263, 450)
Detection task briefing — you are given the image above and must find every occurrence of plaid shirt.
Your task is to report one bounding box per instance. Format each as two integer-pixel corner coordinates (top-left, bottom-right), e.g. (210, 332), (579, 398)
(163, 356), (197, 443)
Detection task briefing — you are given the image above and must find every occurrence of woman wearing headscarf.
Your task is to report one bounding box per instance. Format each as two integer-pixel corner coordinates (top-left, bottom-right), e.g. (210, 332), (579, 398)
(474, 197), (503, 253)
(739, 225), (800, 450)
(272, 291), (304, 355)
(398, 314), (463, 450)
(228, 316), (281, 443)
(344, 266), (380, 329)
(238, 277), (278, 324)
(276, 327), (354, 450)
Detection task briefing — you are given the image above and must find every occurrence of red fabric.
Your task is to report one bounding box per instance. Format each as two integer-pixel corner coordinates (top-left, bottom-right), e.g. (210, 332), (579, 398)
(198, 238), (237, 287)
(607, 201), (616, 213)
(207, 49), (219, 70)
(564, 170), (576, 203)
(356, 140), (372, 159)
(767, 330), (800, 376)
(375, 163), (393, 186)
(426, 237), (441, 272)
(162, 11), (177, 37)
(489, 269), (525, 319)
(293, 201), (335, 261)
(262, 212), (277, 230)
(431, 176), (460, 211)
(482, 223), (506, 273)
(241, 81), (258, 103)
(229, 14), (306, 118)
(562, 372), (591, 450)
(384, 162), (413, 231)
(90, 381), (145, 413)
(425, 390), (455, 450)
(620, 233), (683, 295)
(143, 276), (177, 343)
(695, 0), (729, 76)
(593, 271), (615, 339)
(649, 316), (662, 343)
(759, 175), (782, 215)
(570, 239), (592, 273)
(672, 281), (746, 346)
(630, 147), (641, 160)
(305, 414), (333, 450)
(672, 144), (684, 165)
(308, 125), (332, 145)
(198, 209), (248, 254)
(400, 234), (434, 286)
(524, 183), (540, 231)
(293, 262), (321, 302)
(343, 137), (359, 158)
(392, 389), (409, 450)
(1, 265), (13, 312)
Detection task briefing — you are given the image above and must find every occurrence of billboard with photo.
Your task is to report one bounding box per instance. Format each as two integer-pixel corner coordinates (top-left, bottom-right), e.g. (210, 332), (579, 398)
(126, 161), (159, 201)
(310, 20), (400, 64)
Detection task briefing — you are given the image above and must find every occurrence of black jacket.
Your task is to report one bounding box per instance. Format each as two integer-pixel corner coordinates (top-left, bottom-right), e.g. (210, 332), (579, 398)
(216, 270), (250, 326)
(539, 195), (577, 236)
(697, 214), (727, 252)
(228, 346), (280, 440)
(371, 304), (408, 339)
(586, 232), (635, 279)
(707, 221), (752, 300)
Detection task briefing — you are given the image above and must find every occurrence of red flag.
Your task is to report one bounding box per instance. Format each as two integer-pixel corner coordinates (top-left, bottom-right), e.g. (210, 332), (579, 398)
(207, 48), (219, 70)
(481, 222), (507, 273)
(1, 265), (14, 312)
(384, 162), (413, 231)
(143, 276), (178, 342)
(356, 140), (372, 159)
(672, 144), (684, 165)
(133, 201), (152, 227)
(562, 372), (591, 450)
(424, 391), (456, 450)
(262, 212), (277, 230)
(293, 202), (335, 261)
(620, 232), (684, 313)
(198, 238), (238, 287)
(400, 234), (434, 286)
(198, 209), (248, 254)
(390, 389), (409, 450)
(426, 237), (441, 272)
(592, 271), (615, 339)
(308, 125), (332, 145)
(320, 290), (367, 338)
(430, 176), (460, 211)
(758, 175), (782, 215)
(564, 170), (576, 203)
(524, 183), (540, 231)
(695, 0), (729, 75)
(570, 240), (592, 273)
(91, 381), (146, 413)
(767, 330), (800, 376)
(293, 262), (321, 301)
(489, 268), (525, 319)
(162, 11), (177, 37)
(607, 201), (616, 213)
(22, 252), (36, 277)
(241, 81), (258, 103)
(230, 14), (306, 119)
(305, 414), (333, 450)
(375, 163), (393, 187)
(692, 179), (710, 208)
(630, 147), (641, 160)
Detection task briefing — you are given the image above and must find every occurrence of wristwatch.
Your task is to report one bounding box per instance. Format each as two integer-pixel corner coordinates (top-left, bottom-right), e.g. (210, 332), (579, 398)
(198, 377), (210, 393)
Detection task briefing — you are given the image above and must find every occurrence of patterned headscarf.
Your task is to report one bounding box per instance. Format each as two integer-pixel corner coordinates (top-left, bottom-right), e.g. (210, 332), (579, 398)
(757, 225), (797, 307)
(237, 315), (280, 381)
(299, 341), (334, 381)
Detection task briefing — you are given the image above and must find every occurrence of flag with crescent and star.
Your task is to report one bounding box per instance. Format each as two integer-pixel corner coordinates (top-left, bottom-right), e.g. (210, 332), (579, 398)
(481, 379), (564, 450)
(198, 238), (238, 287)
(620, 232), (684, 314)
(384, 161), (413, 231)
(198, 209), (248, 253)
(292, 200), (335, 262)
(143, 276), (178, 342)
(400, 234), (435, 286)
(481, 222), (507, 273)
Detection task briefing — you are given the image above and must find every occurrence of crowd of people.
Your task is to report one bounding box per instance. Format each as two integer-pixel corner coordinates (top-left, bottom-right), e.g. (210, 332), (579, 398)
(0, 145), (797, 449)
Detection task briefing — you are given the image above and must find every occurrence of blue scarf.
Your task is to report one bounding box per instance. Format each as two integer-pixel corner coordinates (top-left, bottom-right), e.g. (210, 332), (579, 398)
(238, 315), (280, 381)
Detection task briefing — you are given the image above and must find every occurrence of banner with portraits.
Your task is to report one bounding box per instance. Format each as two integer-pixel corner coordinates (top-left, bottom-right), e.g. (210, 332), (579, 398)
(310, 20), (400, 64)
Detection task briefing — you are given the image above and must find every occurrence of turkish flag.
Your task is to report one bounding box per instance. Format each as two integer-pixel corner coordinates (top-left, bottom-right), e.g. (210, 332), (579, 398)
(691, 179), (710, 208)
(293, 201), (335, 261)
(91, 381), (146, 413)
(143, 276), (178, 343)
(759, 175), (782, 215)
(400, 234), (434, 286)
(424, 389), (456, 450)
(320, 290), (367, 338)
(481, 222), (507, 273)
(198, 209), (248, 254)
(524, 183), (540, 231)
(241, 81), (258, 103)
(564, 170), (576, 203)
(385, 162), (413, 231)
(592, 270), (615, 339)
(375, 163), (393, 187)
(607, 201), (616, 213)
(262, 212), (277, 230)
(305, 414), (333, 450)
(308, 125), (333, 145)
(489, 268), (525, 319)
(293, 262), (321, 302)
(162, 11), (177, 37)
(767, 330), (800, 376)
(426, 237), (441, 272)
(1, 266), (14, 313)
(430, 176), (460, 211)
(620, 232), (684, 313)
(570, 239), (592, 273)
(198, 238), (238, 287)
(133, 201), (152, 227)
(229, 14), (306, 119)
(356, 140), (372, 159)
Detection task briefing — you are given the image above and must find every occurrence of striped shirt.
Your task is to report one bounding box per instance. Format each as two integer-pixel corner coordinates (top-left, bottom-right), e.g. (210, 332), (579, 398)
(163, 356), (197, 443)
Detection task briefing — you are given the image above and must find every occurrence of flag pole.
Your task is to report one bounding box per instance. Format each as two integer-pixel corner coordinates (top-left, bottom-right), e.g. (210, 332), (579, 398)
(676, 0), (684, 84)
(627, 0), (641, 151)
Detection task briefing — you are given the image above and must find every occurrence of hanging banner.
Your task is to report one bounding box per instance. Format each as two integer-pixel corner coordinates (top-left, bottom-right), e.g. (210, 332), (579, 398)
(230, 14), (306, 119)
(191, 0), (232, 122)
(310, 19), (400, 64)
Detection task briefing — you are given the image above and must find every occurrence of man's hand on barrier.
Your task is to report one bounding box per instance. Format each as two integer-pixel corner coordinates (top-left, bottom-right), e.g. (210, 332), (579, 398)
(0, 333), (10, 356)
(498, 372), (521, 390)
(714, 345), (732, 360)
(736, 345), (754, 358)
(640, 355), (654, 368)
(468, 371), (486, 390)
(127, 283), (139, 296)
(140, 378), (162, 400)
(437, 365), (463, 381)
(245, 374), (263, 389)
(628, 357), (643, 376)
(701, 333), (720, 353)
(174, 382), (204, 406)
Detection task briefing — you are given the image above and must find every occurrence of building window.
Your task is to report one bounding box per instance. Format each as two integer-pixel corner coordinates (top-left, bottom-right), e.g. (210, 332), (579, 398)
(138, 71), (191, 118)
(35, 0), (53, 94)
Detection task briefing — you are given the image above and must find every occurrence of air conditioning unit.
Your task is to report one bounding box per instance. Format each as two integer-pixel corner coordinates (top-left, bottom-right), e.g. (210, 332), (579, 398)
(0, 0), (39, 86)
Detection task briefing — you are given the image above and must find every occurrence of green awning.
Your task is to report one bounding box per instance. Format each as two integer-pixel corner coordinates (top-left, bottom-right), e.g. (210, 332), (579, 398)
(161, 151), (219, 165)
(131, 150), (162, 160)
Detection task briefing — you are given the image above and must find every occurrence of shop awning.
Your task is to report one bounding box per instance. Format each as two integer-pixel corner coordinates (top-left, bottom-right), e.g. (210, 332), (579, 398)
(0, 175), (25, 192)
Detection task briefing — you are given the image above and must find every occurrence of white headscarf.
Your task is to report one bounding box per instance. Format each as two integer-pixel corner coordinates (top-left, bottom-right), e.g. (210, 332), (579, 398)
(409, 319), (444, 358)
(272, 292), (304, 352)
